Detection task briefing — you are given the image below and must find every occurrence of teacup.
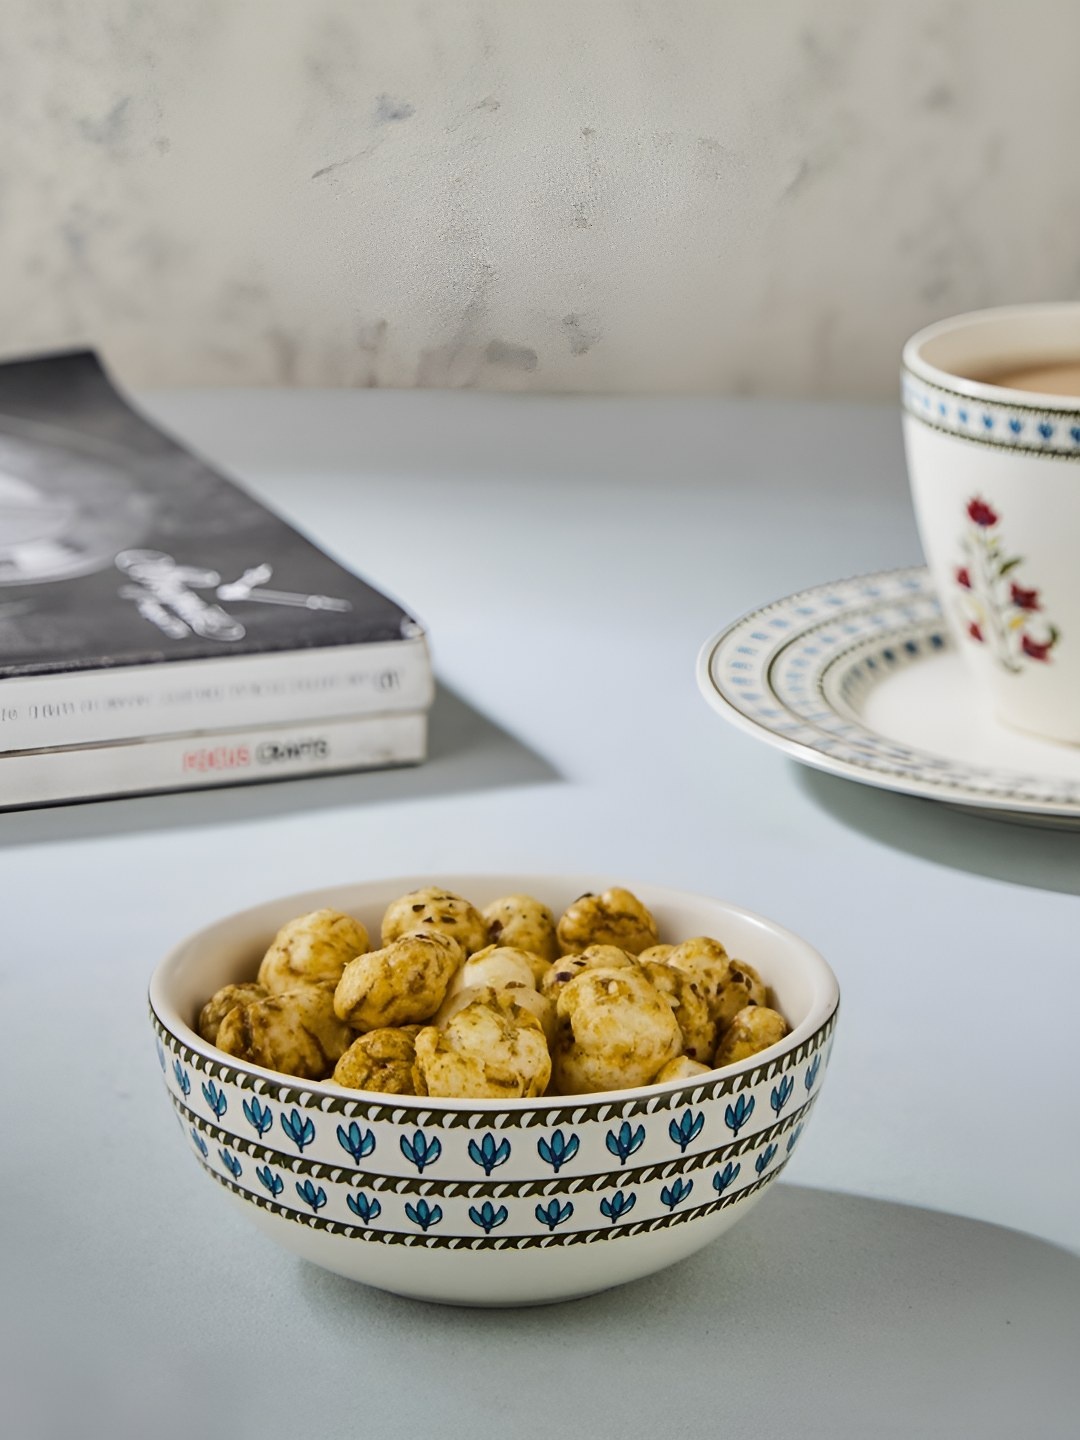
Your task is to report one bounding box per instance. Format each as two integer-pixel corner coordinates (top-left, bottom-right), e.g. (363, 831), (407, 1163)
(902, 303), (1080, 745)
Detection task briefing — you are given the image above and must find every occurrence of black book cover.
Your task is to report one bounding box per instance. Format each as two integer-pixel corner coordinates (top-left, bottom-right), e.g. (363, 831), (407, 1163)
(0, 351), (421, 679)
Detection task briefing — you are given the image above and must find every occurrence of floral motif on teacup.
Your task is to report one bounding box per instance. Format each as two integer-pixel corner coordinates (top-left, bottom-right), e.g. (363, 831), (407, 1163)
(954, 497), (1060, 670)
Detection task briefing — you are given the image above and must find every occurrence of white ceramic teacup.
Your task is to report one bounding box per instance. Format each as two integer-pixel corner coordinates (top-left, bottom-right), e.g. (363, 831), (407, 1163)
(903, 304), (1080, 745)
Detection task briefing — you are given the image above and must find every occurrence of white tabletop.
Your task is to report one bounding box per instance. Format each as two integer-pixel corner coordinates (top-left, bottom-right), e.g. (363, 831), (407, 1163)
(4, 390), (1078, 1438)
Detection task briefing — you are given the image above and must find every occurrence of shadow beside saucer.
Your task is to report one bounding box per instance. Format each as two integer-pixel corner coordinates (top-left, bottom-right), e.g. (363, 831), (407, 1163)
(796, 762), (1080, 895)
(0, 682), (560, 849)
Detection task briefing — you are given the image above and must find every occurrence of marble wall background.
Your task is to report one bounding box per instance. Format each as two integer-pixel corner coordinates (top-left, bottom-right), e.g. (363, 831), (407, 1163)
(3, 0), (1079, 396)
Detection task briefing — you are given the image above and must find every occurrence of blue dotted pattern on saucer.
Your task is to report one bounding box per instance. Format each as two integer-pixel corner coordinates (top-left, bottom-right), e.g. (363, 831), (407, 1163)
(706, 568), (1080, 810)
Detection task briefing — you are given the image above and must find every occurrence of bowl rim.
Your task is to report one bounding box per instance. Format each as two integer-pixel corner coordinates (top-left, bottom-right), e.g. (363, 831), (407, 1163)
(148, 873), (840, 1112)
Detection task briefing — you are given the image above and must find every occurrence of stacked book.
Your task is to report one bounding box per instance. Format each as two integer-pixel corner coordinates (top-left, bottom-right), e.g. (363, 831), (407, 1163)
(0, 351), (433, 809)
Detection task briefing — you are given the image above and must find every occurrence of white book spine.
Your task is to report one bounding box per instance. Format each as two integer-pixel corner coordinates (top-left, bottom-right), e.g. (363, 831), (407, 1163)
(0, 710), (427, 809)
(0, 637), (433, 754)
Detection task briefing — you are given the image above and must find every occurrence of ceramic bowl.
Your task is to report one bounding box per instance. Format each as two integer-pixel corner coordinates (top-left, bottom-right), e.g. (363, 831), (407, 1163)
(148, 874), (839, 1307)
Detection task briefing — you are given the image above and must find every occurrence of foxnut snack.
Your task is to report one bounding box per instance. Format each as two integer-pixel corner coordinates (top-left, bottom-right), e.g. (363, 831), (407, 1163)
(654, 1055), (712, 1084)
(539, 944), (640, 1000)
(257, 909), (369, 993)
(334, 931), (462, 1030)
(381, 887), (488, 957)
(440, 943), (555, 1042)
(714, 1006), (789, 1066)
(449, 945), (538, 997)
(216, 982), (355, 1079)
(496, 984), (556, 1045)
(712, 959), (768, 1033)
(640, 960), (715, 1064)
(482, 895), (560, 975)
(556, 887), (660, 956)
(666, 939), (768, 1035)
(637, 944), (674, 965)
(332, 1026), (421, 1094)
(438, 983), (557, 1044)
(413, 990), (551, 1099)
(199, 883), (793, 1098)
(665, 936), (733, 1016)
(198, 982), (268, 1045)
(553, 966), (683, 1093)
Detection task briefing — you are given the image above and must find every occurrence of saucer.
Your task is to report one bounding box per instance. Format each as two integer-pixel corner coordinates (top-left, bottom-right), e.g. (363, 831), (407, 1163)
(697, 568), (1080, 825)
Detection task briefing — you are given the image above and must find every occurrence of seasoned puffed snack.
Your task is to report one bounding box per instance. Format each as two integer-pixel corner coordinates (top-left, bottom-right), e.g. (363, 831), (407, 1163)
(637, 944), (674, 965)
(200, 882), (794, 1099)
(553, 967), (682, 1093)
(499, 985), (556, 1045)
(713, 1006), (789, 1067)
(540, 944), (639, 1000)
(665, 936), (738, 1018)
(449, 945), (538, 997)
(381, 887), (488, 956)
(334, 930), (463, 1030)
(654, 1055), (712, 1084)
(257, 909), (369, 994)
(198, 982), (268, 1044)
(413, 991), (551, 1099)
(482, 895), (560, 975)
(216, 982), (355, 1079)
(640, 960), (715, 1064)
(332, 1026), (421, 1094)
(712, 959), (768, 1033)
(556, 887), (660, 956)
(438, 983), (556, 1044)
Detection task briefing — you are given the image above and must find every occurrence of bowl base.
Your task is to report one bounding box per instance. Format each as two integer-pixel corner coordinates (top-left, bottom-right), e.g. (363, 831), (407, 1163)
(239, 1189), (769, 1307)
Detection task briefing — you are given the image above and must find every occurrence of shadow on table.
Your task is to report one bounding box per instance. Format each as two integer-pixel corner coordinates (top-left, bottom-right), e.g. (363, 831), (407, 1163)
(299, 1184), (1080, 1438)
(795, 763), (1080, 896)
(0, 682), (559, 849)
(8, 1183), (1075, 1440)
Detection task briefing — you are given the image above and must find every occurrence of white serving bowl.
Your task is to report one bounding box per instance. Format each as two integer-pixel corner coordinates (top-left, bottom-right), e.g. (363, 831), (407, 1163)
(149, 875), (839, 1307)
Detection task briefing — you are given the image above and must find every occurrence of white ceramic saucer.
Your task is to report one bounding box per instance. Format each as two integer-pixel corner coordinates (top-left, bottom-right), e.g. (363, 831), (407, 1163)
(697, 568), (1080, 826)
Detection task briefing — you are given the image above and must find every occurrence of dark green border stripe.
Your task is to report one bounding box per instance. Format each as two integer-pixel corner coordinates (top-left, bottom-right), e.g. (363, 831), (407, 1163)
(152, 1010), (836, 1126)
(190, 1148), (788, 1247)
(172, 1091), (818, 1196)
